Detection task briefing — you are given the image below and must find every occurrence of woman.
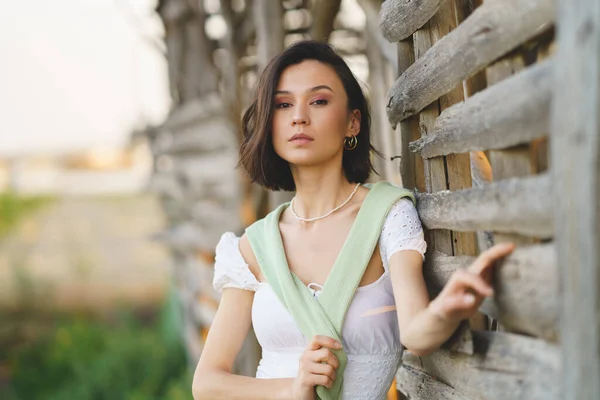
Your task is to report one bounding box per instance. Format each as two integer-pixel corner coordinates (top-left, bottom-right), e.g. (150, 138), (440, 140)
(192, 41), (514, 400)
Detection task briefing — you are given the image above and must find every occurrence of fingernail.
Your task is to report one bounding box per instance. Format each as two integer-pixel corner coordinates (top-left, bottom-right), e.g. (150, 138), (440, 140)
(464, 294), (475, 304)
(335, 341), (342, 349)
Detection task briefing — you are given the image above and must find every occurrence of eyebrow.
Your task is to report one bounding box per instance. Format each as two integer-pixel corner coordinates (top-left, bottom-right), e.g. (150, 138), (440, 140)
(274, 85), (334, 96)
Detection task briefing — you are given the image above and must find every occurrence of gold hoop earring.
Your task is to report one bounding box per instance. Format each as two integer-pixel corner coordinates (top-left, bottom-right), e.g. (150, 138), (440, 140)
(344, 135), (358, 150)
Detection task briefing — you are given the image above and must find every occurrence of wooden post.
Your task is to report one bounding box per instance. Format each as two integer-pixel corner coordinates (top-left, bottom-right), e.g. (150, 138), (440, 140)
(552, 0), (600, 398)
(252, 0), (292, 211)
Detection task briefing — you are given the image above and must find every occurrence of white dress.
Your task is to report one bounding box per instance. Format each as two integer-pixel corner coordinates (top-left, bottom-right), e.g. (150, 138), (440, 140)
(213, 198), (427, 400)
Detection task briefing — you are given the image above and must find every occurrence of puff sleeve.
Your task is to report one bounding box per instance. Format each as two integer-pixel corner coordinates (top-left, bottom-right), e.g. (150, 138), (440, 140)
(212, 232), (261, 293)
(379, 198), (427, 271)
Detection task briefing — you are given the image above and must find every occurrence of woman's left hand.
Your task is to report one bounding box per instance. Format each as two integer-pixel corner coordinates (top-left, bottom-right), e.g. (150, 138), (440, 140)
(428, 242), (516, 324)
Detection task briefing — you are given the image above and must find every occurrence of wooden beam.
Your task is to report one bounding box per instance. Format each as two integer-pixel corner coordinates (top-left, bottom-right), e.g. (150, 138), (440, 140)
(380, 0), (445, 42)
(412, 16), (453, 257)
(309, 0), (342, 41)
(399, 330), (560, 399)
(358, 0), (398, 72)
(552, 0), (600, 397)
(416, 174), (552, 237)
(386, 0), (555, 124)
(253, 0), (284, 72)
(397, 39), (421, 191)
(409, 59), (553, 158)
(425, 244), (558, 341)
(428, 0), (477, 259)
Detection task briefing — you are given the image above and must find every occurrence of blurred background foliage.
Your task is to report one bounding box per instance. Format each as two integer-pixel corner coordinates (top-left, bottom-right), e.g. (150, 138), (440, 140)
(1, 288), (189, 400)
(0, 193), (56, 238)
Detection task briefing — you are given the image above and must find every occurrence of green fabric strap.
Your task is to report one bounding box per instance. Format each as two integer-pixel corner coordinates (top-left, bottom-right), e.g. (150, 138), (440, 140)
(246, 182), (415, 400)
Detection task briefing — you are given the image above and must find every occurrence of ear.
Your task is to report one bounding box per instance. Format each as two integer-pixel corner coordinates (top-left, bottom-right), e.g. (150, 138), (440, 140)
(348, 109), (361, 137)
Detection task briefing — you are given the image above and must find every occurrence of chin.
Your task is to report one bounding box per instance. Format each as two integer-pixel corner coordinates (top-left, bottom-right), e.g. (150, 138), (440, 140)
(276, 144), (342, 168)
(284, 155), (321, 167)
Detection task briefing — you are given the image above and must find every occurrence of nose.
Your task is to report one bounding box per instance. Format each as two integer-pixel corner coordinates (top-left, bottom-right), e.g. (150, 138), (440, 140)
(292, 107), (309, 126)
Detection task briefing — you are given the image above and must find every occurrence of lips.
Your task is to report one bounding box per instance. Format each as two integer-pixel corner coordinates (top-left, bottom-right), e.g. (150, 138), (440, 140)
(289, 133), (314, 142)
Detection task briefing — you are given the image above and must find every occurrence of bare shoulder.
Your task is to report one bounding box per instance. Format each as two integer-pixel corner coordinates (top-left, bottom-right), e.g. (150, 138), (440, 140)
(239, 233), (264, 282)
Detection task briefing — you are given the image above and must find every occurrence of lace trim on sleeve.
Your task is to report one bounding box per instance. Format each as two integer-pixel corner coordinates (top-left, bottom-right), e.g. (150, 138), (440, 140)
(212, 232), (261, 293)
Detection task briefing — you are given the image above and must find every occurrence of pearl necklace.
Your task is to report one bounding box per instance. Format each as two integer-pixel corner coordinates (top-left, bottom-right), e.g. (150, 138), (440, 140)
(290, 183), (361, 222)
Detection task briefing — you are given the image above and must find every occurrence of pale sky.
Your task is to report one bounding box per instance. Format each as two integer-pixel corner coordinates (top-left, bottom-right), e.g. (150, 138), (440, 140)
(0, 0), (171, 157)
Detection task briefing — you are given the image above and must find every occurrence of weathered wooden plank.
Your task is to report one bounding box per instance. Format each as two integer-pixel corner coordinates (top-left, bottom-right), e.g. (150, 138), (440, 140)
(552, 0), (600, 398)
(425, 244), (558, 341)
(396, 363), (470, 400)
(399, 330), (560, 399)
(409, 59), (553, 158)
(380, 0), (445, 42)
(416, 174), (552, 237)
(483, 49), (536, 249)
(413, 18), (454, 256)
(397, 39), (422, 192)
(386, 0), (555, 124)
(429, 0), (477, 259)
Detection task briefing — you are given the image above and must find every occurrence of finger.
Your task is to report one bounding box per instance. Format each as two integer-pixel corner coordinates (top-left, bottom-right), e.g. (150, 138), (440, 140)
(307, 362), (337, 382)
(431, 293), (479, 320)
(452, 270), (494, 297)
(310, 374), (333, 389)
(469, 243), (515, 275)
(310, 335), (342, 350)
(311, 348), (339, 369)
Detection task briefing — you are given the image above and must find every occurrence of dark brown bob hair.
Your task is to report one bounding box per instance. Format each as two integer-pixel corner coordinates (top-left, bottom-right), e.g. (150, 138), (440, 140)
(238, 40), (379, 192)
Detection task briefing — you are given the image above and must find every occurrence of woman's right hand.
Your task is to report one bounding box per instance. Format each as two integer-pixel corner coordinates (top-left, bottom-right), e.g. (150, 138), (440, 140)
(290, 335), (341, 400)
(428, 242), (515, 325)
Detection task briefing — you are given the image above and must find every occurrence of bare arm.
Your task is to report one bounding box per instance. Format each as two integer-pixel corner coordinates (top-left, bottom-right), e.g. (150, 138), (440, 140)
(389, 243), (515, 356)
(192, 235), (294, 399)
(192, 286), (295, 400)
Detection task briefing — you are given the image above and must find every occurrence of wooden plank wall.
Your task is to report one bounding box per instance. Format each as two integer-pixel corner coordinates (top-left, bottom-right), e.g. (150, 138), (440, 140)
(380, 0), (564, 398)
(551, 0), (600, 398)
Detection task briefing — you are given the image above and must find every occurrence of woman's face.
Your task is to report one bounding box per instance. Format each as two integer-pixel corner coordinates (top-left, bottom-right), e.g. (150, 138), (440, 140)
(271, 60), (360, 168)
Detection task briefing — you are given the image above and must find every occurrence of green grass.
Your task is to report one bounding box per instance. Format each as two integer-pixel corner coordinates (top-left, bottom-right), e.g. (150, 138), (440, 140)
(0, 192), (56, 237)
(0, 287), (191, 400)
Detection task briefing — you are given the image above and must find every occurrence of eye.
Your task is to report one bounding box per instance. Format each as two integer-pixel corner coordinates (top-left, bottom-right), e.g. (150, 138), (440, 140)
(312, 99), (328, 106)
(276, 102), (292, 109)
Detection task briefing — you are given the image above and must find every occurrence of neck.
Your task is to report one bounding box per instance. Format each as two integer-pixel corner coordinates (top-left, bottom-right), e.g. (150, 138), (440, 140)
(290, 163), (357, 221)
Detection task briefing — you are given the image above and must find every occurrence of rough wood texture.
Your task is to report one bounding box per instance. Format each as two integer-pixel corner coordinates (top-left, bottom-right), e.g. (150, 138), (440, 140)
(552, 0), (600, 398)
(416, 174), (552, 237)
(409, 59), (553, 158)
(413, 18), (454, 256)
(484, 50), (537, 248)
(397, 39), (421, 191)
(397, 330), (560, 399)
(397, 364), (470, 400)
(380, 0), (445, 42)
(426, 244), (558, 341)
(366, 25), (400, 183)
(386, 0), (555, 124)
(427, 1), (477, 259)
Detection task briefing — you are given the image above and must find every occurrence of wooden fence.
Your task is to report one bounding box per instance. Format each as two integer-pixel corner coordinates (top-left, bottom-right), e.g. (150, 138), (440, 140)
(381, 0), (599, 398)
